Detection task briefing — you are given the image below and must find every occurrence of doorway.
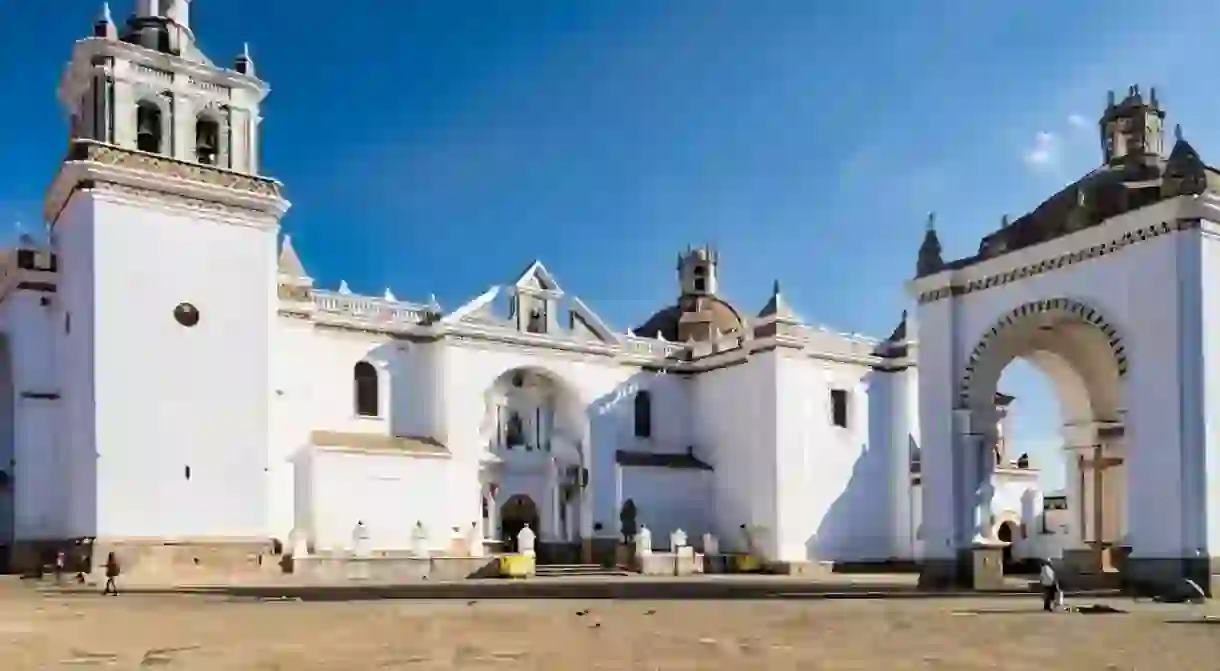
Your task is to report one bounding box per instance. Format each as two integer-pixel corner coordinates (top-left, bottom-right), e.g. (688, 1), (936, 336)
(500, 494), (540, 552)
(997, 522), (1016, 570)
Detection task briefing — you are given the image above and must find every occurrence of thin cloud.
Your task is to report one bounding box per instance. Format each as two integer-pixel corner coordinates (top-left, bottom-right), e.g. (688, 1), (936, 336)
(1067, 113), (1089, 130)
(1022, 131), (1059, 170)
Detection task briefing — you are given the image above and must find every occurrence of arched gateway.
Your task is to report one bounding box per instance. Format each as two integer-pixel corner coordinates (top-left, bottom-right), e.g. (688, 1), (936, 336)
(908, 86), (1220, 595)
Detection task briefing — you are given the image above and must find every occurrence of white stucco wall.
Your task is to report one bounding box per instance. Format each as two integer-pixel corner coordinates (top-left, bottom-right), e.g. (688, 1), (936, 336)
(618, 465), (712, 549)
(305, 449), (455, 552)
(54, 196), (98, 541)
(692, 354), (775, 555)
(270, 319), (402, 542)
(61, 191), (276, 539)
(0, 290), (60, 541)
(1194, 223), (1220, 558)
(775, 352), (885, 562)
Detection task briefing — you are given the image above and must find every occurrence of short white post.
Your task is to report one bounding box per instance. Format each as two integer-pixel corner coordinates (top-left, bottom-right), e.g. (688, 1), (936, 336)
(517, 523), (537, 557)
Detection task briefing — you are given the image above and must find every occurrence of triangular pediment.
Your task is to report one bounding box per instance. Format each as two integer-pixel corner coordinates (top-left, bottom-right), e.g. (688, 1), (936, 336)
(442, 261), (620, 346)
(513, 260), (561, 293)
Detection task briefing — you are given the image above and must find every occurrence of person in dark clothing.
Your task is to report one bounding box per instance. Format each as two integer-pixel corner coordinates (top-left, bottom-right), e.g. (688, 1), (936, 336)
(53, 551), (65, 584)
(1039, 558), (1060, 612)
(102, 552), (120, 596)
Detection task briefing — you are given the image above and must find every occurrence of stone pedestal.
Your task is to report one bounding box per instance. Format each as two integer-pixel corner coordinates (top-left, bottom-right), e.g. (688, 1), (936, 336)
(967, 543), (1006, 590)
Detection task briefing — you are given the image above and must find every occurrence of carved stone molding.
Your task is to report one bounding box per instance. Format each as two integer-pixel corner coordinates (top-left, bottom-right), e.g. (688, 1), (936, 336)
(958, 297), (1128, 407)
(66, 140), (281, 198)
(918, 218), (1200, 304)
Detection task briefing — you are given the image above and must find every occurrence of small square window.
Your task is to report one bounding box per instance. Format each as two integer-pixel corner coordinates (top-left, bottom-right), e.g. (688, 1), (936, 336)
(831, 389), (849, 428)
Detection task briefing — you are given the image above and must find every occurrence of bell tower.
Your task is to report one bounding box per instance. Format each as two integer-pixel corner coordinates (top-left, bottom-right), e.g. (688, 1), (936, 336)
(45, 3), (289, 549)
(67, 1), (262, 172)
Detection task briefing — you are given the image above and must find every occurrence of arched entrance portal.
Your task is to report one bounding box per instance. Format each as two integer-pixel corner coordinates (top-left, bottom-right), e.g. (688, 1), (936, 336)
(910, 90), (1220, 596)
(500, 494), (540, 553)
(477, 366), (591, 562)
(958, 299), (1128, 580)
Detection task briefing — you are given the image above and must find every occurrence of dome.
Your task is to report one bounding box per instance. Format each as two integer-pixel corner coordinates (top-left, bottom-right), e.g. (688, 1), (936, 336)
(634, 295), (744, 342)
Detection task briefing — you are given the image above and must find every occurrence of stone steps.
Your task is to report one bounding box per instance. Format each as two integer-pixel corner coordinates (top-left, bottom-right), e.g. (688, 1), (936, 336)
(535, 564), (632, 578)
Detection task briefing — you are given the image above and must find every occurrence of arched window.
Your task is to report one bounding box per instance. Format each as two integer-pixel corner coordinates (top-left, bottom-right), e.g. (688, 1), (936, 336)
(633, 390), (652, 438)
(195, 116), (220, 165)
(136, 102), (163, 154)
(353, 361), (379, 417)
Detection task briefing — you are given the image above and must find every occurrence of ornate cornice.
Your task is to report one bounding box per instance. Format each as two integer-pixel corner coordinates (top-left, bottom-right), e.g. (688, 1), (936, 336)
(67, 141), (280, 197)
(45, 140), (288, 226)
(910, 196), (1204, 305)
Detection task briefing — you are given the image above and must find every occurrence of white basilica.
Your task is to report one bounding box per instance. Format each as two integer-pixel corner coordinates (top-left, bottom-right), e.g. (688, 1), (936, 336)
(0, 2), (1066, 577)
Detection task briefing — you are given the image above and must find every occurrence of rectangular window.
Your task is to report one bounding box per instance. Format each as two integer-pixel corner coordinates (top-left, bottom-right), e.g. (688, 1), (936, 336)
(831, 389), (849, 428)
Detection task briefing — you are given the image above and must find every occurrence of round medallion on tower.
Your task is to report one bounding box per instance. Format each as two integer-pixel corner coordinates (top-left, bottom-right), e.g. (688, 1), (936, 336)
(173, 302), (200, 327)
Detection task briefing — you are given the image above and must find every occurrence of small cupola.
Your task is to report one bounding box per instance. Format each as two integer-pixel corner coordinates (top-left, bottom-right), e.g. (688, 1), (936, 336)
(1099, 84), (1166, 165)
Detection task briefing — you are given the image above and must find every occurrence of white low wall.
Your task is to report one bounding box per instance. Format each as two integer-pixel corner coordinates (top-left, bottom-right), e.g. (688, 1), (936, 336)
(619, 466), (712, 549)
(302, 448), (457, 553)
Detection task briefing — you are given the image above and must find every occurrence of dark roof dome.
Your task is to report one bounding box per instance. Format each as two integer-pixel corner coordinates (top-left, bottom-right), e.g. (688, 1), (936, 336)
(634, 295), (744, 342)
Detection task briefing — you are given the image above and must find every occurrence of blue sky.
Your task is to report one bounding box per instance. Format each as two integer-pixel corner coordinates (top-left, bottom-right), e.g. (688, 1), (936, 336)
(4, 0), (1219, 489)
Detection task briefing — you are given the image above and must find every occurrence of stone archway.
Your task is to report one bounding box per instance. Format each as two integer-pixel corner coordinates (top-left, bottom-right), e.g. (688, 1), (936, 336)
(956, 298), (1128, 579)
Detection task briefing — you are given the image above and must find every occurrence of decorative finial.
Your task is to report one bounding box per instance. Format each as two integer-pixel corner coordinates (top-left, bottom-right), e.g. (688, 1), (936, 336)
(1150, 86), (1159, 107)
(1175, 124), (1184, 143)
(926, 211), (936, 231)
(1107, 90), (1115, 107)
(94, 2), (117, 39)
(772, 279), (781, 296)
(383, 287), (397, 302)
(1000, 214), (1010, 228)
(235, 42), (256, 76)
(338, 280), (352, 295)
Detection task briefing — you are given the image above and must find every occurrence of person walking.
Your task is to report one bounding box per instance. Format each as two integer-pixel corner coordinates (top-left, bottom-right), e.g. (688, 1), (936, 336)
(53, 550), (65, 585)
(1039, 558), (1060, 612)
(102, 552), (120, 596)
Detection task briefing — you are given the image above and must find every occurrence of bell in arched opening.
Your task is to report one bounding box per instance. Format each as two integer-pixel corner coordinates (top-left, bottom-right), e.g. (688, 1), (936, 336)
(136, 103), (163, 154)
(195, 117), (220, 166)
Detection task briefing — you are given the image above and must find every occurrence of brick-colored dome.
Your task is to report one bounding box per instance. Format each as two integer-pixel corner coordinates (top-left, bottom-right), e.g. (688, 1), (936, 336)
(634, 295), (744, 342)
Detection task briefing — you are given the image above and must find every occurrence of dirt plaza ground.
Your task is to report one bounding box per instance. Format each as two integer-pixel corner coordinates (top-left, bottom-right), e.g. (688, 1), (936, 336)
(1, 581), (1219, 669)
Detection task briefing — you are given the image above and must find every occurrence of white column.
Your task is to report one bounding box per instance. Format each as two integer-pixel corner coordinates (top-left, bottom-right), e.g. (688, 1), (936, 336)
(890, 369), (914, 559)
(1063, 447), (1084, 548)
(972, 442), (990, 542)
